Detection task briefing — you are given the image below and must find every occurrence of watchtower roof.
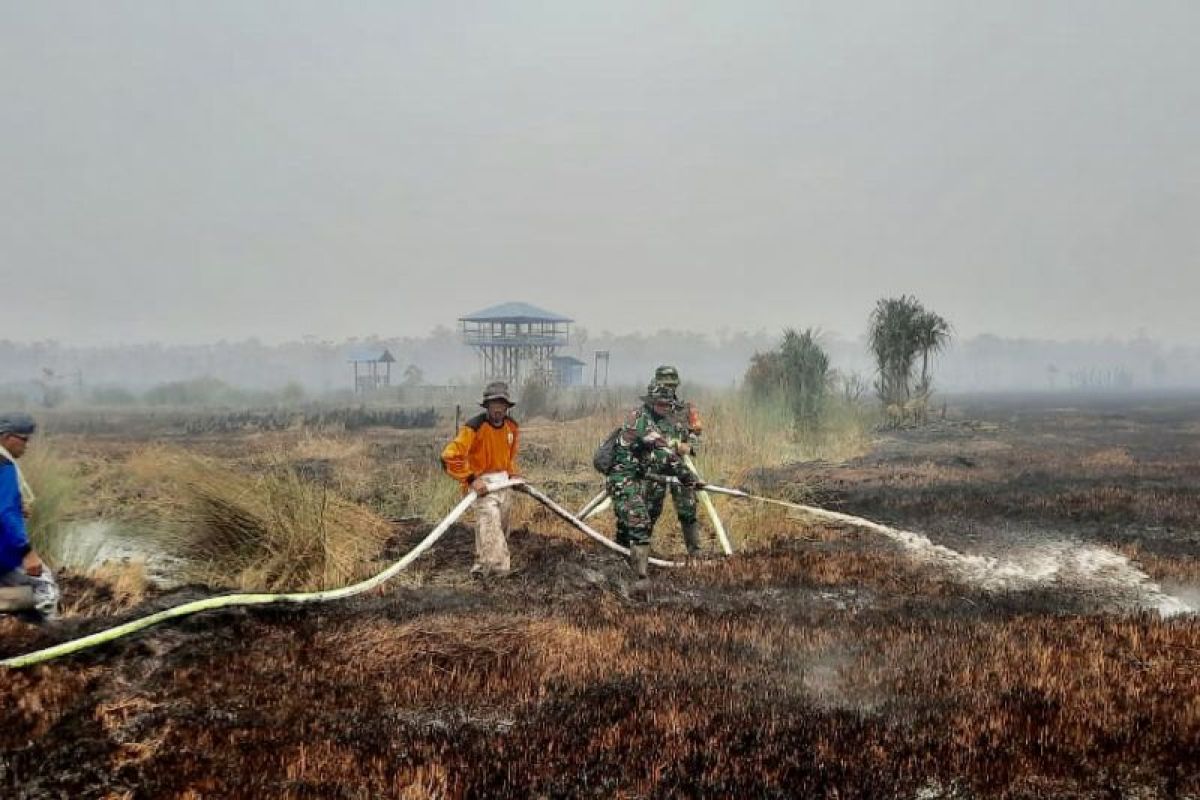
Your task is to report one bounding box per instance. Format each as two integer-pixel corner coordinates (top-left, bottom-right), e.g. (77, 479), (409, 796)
(346, 346), (396, 364)
(459, 302), (573, 324)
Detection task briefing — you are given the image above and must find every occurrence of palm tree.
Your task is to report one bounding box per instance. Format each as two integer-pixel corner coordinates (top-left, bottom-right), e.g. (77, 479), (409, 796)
(914, 310), (952, 396)
(780, 328), (830, 430)
(867, 295), (924, 407)
(867, 296), (952, 414)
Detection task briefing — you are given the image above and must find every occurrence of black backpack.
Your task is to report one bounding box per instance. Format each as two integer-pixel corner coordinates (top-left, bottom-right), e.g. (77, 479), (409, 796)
(592, 427), (622, 474)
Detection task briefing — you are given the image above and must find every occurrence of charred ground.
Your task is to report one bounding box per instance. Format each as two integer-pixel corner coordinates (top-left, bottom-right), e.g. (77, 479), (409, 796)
(3, 394), (1199, 798)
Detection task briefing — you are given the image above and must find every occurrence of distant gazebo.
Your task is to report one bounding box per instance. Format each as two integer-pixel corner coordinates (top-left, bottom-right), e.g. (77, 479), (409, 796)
(459, 302), (572, 386)
(347, 346), (396, 394)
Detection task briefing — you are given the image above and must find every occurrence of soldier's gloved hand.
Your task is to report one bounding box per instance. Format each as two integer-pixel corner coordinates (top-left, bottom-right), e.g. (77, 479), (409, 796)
(679, 472), (700, 489)
(675, 441), (692, 456)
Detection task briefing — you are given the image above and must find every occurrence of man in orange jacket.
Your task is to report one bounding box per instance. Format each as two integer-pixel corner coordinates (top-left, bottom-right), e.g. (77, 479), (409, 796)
(441, 382), (521, 576)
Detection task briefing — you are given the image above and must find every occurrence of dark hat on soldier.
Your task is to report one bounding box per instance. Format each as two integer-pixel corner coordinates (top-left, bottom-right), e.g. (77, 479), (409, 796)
(654, 365), (681, 387)
(0, 412), (36, 437)
(480, 381), (515, 407)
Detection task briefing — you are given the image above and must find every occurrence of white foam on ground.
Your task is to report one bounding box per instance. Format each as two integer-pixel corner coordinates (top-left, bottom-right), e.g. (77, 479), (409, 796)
(788, 502), (1194, 616)
(878, 526), (1193, 616)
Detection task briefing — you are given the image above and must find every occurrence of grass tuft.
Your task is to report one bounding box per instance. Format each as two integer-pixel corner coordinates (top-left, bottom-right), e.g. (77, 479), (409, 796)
(18, 444), (82, 568)
(128, 448), (391, 591)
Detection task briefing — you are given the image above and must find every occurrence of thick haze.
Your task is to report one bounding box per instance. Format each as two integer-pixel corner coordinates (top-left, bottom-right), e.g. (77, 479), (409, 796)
(3, 1), (1198, 346)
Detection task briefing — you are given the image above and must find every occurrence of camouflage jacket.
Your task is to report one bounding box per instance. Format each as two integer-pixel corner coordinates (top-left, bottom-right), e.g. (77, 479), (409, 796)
(659, 401), (702, 452)
(609, 403), (690, 479)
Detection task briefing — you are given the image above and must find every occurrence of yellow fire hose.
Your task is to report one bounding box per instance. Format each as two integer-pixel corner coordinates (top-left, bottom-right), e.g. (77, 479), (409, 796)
(682, 454), (733, 555)
(0, 481), (514, 670)
(517, 484), (683, 568)
(2, 479), (692, 670)
(2, 478), (890, 670)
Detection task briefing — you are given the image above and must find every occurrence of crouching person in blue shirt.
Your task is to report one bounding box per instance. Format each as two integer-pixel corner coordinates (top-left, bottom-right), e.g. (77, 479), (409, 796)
(0, 413), (59, 623)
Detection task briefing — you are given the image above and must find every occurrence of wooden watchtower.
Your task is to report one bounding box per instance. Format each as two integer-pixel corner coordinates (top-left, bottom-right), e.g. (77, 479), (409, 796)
(459, 302), (572, 386)
(347, 347), (396, 394)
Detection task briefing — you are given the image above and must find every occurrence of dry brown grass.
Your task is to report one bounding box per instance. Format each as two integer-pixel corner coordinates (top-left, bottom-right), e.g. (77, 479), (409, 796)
(126, 447), (391, 591)
(21, 585), (1191, 798)
(16, 443), (83, 567)
(7, 398), (1200, 798)
(0, 663), (101, 742)
(695, 393), (873, 480)
(31, 393), (872, 588)
(857, 615), (1200, 787)
(510, 394), (871, 553)
(1082, 446), (1137, 469)
(326, 613), (627, 698)
(59, 560), (150, 618)
(1114, 543), (1200, 583)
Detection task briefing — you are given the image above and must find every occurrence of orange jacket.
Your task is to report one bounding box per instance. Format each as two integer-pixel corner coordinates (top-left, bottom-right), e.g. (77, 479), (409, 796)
(441, 413), (520, 488)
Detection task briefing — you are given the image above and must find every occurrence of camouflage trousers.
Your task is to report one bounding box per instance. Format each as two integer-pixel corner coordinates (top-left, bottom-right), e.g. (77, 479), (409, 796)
(607, 472), (667, 548)
(669, 482), (698, 526)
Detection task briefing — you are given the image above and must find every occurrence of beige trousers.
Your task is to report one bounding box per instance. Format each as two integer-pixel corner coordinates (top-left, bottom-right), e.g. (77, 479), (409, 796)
(473, 488), (513, 574)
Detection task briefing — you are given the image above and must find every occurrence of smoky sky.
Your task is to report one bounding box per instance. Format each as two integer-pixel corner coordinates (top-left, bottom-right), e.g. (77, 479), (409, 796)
(2, 1), (1198, 346)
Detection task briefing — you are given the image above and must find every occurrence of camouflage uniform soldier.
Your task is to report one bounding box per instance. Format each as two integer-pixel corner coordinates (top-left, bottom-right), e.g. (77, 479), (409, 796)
(652, 365), (705, 555)
(605, 384), (698, 579)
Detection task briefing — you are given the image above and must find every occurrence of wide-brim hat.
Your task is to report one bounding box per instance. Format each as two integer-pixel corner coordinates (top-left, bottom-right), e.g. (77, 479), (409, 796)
(480, 381), (516, 407)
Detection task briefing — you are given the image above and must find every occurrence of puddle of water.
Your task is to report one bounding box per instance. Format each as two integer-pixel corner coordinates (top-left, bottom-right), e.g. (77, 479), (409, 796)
(57, 520), (185, 588)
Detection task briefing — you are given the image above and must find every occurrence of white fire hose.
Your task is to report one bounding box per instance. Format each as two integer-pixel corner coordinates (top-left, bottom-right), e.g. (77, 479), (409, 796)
(2, 478), (690, 669)
(2, 476), (905, 670)
(1, 480), (517, 669)
(578, 459), (733, 556)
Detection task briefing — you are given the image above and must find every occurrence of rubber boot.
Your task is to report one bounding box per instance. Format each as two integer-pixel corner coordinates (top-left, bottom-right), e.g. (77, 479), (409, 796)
(681, 521), (702, 557)
(630, 544), (650, 580)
